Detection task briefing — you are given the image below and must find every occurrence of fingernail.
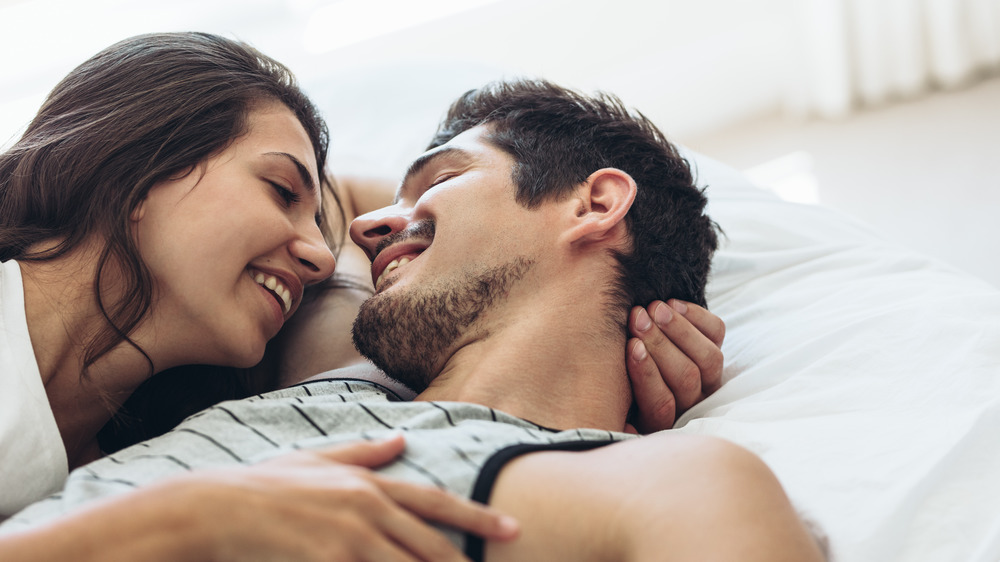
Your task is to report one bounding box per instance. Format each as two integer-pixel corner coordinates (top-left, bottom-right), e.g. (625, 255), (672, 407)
(498, 515), (520, 536)
(631, 340), (648, 361)
(634, 308), (652, 332)
(653, 302), (673, 326)
(669, 300), (688, 314)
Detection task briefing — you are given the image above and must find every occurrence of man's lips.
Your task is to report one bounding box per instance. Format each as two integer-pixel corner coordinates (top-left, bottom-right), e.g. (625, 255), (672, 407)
(371, 242), (428, 290)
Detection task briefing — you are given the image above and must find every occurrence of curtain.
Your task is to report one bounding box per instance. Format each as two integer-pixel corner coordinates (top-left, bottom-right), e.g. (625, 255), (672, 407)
(787, 0), (1000, 118)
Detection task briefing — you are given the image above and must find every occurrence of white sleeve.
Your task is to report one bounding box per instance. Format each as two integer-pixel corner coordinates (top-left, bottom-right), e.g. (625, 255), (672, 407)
(0, 260), (68, 518)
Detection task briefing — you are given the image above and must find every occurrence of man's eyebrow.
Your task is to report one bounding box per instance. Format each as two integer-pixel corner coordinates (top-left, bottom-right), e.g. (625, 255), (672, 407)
(396, 147), (470, 203)
(264, 151), (316, 193)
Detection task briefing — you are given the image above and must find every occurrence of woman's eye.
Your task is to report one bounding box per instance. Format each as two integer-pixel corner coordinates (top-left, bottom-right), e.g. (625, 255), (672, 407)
(269, 181), (301, 206)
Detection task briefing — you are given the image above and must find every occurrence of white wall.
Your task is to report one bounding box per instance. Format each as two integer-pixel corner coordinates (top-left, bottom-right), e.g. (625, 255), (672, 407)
(299, 0), (799, 134)
(1, 0), (803, 171)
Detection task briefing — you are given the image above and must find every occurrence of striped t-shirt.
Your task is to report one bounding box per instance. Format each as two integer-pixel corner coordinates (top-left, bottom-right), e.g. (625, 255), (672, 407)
(1, 378), (633, 559)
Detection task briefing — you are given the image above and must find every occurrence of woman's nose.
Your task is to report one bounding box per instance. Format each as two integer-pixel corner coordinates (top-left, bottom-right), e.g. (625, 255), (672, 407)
(291, 224), (337, 284)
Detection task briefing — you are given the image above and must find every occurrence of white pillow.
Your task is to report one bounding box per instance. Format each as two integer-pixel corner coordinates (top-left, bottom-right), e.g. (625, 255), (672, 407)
(681, 149), (1000, 562)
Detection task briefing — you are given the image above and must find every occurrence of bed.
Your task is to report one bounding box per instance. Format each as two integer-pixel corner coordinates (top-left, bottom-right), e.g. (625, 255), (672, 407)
(315, 65), (1000, 561)
(681, 150), (1000, 561)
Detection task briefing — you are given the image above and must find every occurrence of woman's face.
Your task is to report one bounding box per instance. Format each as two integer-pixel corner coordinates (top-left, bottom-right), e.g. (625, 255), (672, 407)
(133, 101), (337, 369)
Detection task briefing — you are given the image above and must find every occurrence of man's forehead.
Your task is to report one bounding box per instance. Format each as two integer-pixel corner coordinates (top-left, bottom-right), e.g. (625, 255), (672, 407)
(415, 126), (493, 168)
(441, 125), (493, 147)
(395, 125), (500, 200)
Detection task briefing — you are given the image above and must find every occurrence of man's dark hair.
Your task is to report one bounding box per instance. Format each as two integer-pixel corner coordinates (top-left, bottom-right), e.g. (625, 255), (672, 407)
(428, 79), (718, 318)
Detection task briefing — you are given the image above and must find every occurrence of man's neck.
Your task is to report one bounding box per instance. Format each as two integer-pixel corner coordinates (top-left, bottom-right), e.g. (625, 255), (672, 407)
(414, 286), (632, 433)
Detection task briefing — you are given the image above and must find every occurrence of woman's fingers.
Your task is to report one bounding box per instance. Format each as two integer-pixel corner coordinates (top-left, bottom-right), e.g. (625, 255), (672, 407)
(306, 436), (517, 539)
(310, 432), (408, 467)
(285, 436), (518, 560)
(671, 300), (726, 347)
(378, 476), (519, 541)
(626, 300), (726, 432)
(627, 335), (679, 432)
(653, 300), (725, 395)
(627, 303), (701, 426)
(365, 485), (484, 562)
(218, 436), (506, 562)
(360, 507), (469, 562)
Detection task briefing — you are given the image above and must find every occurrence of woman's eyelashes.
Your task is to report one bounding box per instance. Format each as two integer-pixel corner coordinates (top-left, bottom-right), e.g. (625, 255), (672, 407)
(269, 180), (301, 206)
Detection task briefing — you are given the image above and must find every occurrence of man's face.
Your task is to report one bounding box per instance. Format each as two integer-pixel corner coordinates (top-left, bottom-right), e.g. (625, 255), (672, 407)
(348, 126), (550, 390)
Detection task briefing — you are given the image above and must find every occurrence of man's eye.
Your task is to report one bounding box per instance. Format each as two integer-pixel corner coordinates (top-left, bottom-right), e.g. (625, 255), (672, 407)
(429, 173), (456, 188)
(270, 181), (301, 206)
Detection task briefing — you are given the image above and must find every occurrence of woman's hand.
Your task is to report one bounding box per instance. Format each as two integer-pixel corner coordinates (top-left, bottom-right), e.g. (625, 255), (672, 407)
(1, 435), (517, 562)
(190, 433), (518, 561)
(626, 300), (726, 432)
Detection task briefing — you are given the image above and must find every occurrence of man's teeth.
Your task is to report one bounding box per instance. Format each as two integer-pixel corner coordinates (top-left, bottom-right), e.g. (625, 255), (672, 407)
(375, 257), (411, 290)
(253, 272), (292, 314)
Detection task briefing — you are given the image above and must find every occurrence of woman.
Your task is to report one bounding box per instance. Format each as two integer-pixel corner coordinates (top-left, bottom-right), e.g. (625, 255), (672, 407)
(0, 31), (519, 560)
(0, 29), (342, 506)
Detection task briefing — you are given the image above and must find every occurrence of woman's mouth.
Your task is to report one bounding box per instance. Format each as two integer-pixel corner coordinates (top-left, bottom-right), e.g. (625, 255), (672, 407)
(250, 270), (292, 314)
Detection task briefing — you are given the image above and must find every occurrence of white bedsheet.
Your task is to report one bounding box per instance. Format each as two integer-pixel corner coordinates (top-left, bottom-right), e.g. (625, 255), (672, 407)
(680, 150), (1000, 562)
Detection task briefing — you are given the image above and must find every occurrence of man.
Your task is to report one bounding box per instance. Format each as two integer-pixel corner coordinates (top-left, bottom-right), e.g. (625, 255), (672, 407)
(2, 80), (823, 561)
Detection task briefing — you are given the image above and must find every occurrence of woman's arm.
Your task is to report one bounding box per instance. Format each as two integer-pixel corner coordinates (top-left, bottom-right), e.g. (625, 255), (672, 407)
(331, 173), (398, 285)
(1, 435), (517, 562)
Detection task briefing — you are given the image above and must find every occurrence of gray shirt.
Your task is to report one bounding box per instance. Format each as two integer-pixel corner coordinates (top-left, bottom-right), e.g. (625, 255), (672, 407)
(1, 377), (632, 558)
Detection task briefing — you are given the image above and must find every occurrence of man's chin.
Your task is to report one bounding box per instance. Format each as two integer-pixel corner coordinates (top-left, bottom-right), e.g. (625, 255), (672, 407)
(351, 257), (534, 393)
(351, 290), (438, 393)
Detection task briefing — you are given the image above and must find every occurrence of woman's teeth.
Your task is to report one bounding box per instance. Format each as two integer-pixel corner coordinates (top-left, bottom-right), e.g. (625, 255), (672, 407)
(375, 257), (411, 291)
(253, 272), (292, 314)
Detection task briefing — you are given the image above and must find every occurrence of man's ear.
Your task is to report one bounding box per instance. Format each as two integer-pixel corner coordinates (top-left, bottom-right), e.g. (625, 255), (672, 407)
(562, 168), (636, 246)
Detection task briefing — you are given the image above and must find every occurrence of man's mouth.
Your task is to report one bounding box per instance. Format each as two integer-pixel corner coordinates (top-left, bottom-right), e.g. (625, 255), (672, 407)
(375, 251), (422, 291)
(369, 220), (435, 292)
(250, 269), (292, 314)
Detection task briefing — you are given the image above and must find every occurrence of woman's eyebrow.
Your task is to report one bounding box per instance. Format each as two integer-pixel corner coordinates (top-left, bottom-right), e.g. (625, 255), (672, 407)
(264, 151), (316, 193)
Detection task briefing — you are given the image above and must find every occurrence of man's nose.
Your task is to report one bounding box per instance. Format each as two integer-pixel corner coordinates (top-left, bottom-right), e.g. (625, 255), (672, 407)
(349, 206), (411, 261)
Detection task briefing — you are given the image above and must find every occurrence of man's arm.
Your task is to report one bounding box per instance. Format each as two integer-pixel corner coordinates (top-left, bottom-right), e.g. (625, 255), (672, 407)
(483, 434), (825, 562)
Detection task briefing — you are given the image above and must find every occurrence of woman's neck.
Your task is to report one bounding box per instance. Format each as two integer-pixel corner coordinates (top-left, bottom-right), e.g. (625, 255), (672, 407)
(19, 252), (152, 467)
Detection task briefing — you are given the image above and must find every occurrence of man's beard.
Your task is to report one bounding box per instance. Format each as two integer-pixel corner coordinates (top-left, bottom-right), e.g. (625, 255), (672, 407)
(352, 256), (534, 393)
